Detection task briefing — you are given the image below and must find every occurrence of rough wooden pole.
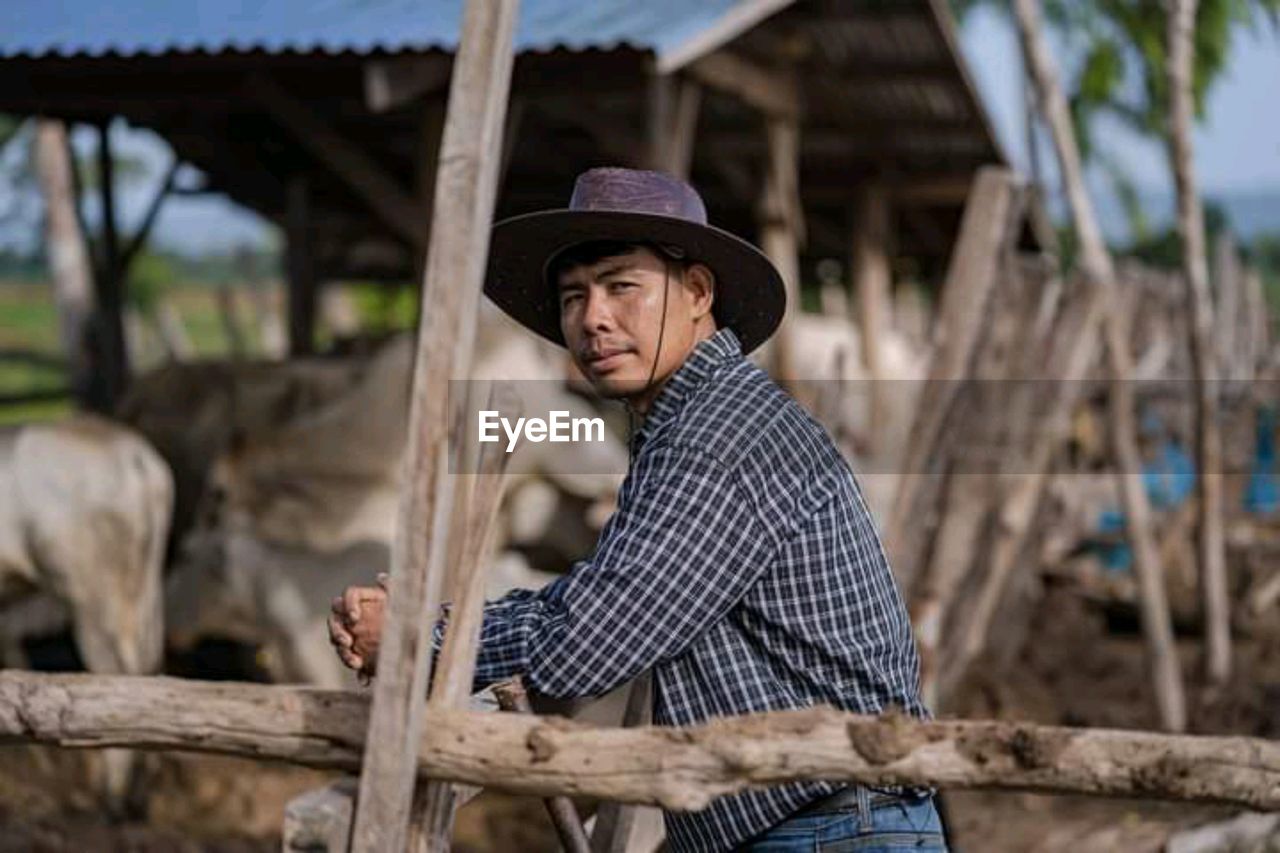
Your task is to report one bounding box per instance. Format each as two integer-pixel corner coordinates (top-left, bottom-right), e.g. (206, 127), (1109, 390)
(1168, 0), (1231, 685)
(33, 119), (95, 402)
(493, 678), (592, 853)
(93, 120), (128, 410)
(285, 175), (317, 357)
(3, 673), (1278, 812)
(759, 117), (803, 386)
(850, 185), (892, 458)
(350, 0), (519, 849)
(1014, 0), (1186, 732)
(413, 382), (515, 850)
(886, 167), (1020, 585)
(589, 674), (654, 853)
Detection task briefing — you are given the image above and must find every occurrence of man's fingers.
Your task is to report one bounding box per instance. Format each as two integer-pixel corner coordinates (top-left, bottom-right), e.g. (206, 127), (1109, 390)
(328, 614), (353, 648)
(342, 586), (365, 622)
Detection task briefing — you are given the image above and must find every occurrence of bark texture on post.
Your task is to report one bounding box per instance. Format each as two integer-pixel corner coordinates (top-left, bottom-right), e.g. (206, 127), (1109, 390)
(1013, 0), (1186, 732)
(2, 673), (1277, 812)
(1167, 0), (1231, 685)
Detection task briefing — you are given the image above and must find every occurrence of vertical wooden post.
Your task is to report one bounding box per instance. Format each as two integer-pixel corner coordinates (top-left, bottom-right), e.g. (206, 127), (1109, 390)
(758, 117), (803, 386)
(1168, 0), (1229, 685)
(33, 120), (95, 403)
(850, 186), (891, 456)
(1015, 0), (1185, 730)
(92, 120), (128, 410)
(285, 175), (317, 357)
(647, 72), (701, 179)
(349, 0), (520, 849)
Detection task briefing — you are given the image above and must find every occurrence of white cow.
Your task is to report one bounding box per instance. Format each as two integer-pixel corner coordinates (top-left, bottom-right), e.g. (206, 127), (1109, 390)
(167, 310), (624, 685)
(0, 414), (171, 806)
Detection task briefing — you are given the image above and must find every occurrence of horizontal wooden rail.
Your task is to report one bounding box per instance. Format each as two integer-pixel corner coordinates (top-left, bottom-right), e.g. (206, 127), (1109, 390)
(1, 673), (1275, 811)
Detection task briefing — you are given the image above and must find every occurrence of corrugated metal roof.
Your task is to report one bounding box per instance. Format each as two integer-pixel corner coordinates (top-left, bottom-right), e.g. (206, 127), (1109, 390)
(0, 0), (754, 60)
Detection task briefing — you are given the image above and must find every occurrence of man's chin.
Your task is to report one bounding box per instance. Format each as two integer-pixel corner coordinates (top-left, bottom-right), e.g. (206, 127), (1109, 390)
(586, 374), (649, 399)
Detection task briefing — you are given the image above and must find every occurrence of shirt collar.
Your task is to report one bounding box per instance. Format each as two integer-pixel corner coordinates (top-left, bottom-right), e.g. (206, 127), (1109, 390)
(631, 327), (742, 454)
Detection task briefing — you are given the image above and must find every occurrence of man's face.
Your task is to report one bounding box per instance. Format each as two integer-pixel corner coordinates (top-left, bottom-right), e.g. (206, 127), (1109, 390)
(557, 246), (712, 401)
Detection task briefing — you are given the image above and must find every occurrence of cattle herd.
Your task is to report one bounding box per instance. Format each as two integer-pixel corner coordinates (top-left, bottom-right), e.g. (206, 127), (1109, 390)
(0, 303), (923, 808)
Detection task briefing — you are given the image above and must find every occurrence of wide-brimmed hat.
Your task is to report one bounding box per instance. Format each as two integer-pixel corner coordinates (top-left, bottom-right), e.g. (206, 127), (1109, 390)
(484, 167), (786, 355)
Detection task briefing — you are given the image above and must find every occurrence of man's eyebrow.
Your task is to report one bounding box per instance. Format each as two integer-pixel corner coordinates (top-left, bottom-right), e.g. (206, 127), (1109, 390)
(594, 260), (638, 279)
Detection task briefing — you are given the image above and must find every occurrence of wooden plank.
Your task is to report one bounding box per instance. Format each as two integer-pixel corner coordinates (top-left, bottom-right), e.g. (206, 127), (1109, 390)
(647, 73), (702, 178)
(757, 116), (804, 386)
(349, 0), (520, 849)
(493, 678), (592, 853)
(3, 672), (1278, 812)
(413, 381), (515, 849)
(588, 674), (653, 853)
(364, 56), (453, 113)
(849, 185), (891, 456)
(886, 167), (1020, 585)
(687, 50), (799, 119)
(285, 176), (317, 357)
(658, 0), (796, 73)
(251, 74), (427, 249)
(1013, 0), (1184, 731)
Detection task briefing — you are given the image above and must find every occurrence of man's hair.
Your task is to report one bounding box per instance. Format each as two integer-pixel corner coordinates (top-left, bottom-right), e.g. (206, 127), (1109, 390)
(547, 240), (688, 288)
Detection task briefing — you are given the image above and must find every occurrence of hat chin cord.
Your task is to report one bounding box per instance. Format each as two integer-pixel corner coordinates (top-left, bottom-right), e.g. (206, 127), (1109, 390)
(626, 260), (672, 465)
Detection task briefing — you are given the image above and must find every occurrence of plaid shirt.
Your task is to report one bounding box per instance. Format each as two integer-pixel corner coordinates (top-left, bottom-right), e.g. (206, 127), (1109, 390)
(438, 327), (928, 852)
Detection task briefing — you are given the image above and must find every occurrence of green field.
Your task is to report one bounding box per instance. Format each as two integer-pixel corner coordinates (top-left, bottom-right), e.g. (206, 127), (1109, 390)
(0, 280), (267, 424)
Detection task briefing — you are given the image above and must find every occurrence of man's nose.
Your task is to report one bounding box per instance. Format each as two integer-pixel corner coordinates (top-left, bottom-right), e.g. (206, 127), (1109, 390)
(581, 286), (614, 334)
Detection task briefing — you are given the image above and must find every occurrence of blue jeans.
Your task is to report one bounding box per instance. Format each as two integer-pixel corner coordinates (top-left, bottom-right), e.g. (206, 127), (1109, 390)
(738, 790), (948, 852)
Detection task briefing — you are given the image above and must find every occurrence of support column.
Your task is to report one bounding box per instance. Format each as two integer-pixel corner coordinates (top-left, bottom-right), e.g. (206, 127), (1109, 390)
(91, 120), (129, 411)
(757, 117), (803, 386)
(646, 71), (701, 179)
(850, 185), (892, 455)
(285, 175), (316, 357)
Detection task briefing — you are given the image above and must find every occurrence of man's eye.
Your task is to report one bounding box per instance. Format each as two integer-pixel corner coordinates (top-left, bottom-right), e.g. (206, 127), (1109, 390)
(561, 292), (583, 305)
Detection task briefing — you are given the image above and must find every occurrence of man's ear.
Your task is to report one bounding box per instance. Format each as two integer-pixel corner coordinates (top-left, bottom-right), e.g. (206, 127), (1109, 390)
(685, 263), (716, 321)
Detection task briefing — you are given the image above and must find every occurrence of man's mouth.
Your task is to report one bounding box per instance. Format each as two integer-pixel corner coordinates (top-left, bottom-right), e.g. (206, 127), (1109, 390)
(582, 347), (633, 374)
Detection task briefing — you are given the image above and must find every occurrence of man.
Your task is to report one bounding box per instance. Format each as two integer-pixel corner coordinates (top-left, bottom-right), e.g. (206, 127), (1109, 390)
(329, 168), (944, 852)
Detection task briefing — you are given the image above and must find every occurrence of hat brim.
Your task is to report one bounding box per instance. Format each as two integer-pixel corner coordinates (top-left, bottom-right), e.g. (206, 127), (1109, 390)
(484, 209), (786, 355)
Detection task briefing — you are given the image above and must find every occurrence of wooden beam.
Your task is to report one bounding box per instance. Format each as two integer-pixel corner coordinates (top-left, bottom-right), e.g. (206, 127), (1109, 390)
(285, 175), (317, 357)
(647, 73), (702, 178)
(364, 55), (453, 113)
(119, 158), (179, 273)
(687, 50), (799, 119)
(886, 168), (1021, 585)
(758, 116), (804, 385)
(251, 73), (427, 249)
(850, 186), (892, 456)
(3, 673), (1278, 812)
(659, 0), (795, 73)
(350, 0), (519, 848)
(91, 120), (128, 411)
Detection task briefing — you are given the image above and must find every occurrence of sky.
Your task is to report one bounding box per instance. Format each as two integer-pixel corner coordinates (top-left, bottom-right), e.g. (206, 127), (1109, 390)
(958, 5), (1280, 235)
(6, 6), (1280, 253)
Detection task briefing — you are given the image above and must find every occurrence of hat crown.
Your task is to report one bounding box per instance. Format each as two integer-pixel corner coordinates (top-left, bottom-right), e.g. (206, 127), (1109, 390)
(568, 167), (708, 224)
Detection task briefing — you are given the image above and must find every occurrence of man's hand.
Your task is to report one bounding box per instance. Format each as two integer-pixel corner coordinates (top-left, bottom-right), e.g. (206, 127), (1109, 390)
(328, 573), (389, 681)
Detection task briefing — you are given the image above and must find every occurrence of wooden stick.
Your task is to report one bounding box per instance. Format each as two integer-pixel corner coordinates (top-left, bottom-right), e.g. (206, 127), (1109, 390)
(589, 674), (654, 853)
(1168, 0), (1231, 685)
(414, 381), (516, 849)
(1014, 0), (1185, 732)
(493, 678), (592, 853)
(2, 673), (1277, 812)
(886, 166), (1021, 585)
(351, 0), (519, 849)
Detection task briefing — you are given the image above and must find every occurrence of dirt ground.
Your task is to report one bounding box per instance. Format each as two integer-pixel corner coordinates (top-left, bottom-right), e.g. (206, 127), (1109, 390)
(0, 586), (1275, 852)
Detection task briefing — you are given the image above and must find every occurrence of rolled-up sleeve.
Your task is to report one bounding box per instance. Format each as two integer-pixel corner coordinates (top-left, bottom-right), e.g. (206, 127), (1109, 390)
(438, 443), (778, 698)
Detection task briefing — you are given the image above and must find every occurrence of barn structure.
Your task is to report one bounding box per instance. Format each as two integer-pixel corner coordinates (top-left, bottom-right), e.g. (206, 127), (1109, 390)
(0, 0), (1016, 388)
